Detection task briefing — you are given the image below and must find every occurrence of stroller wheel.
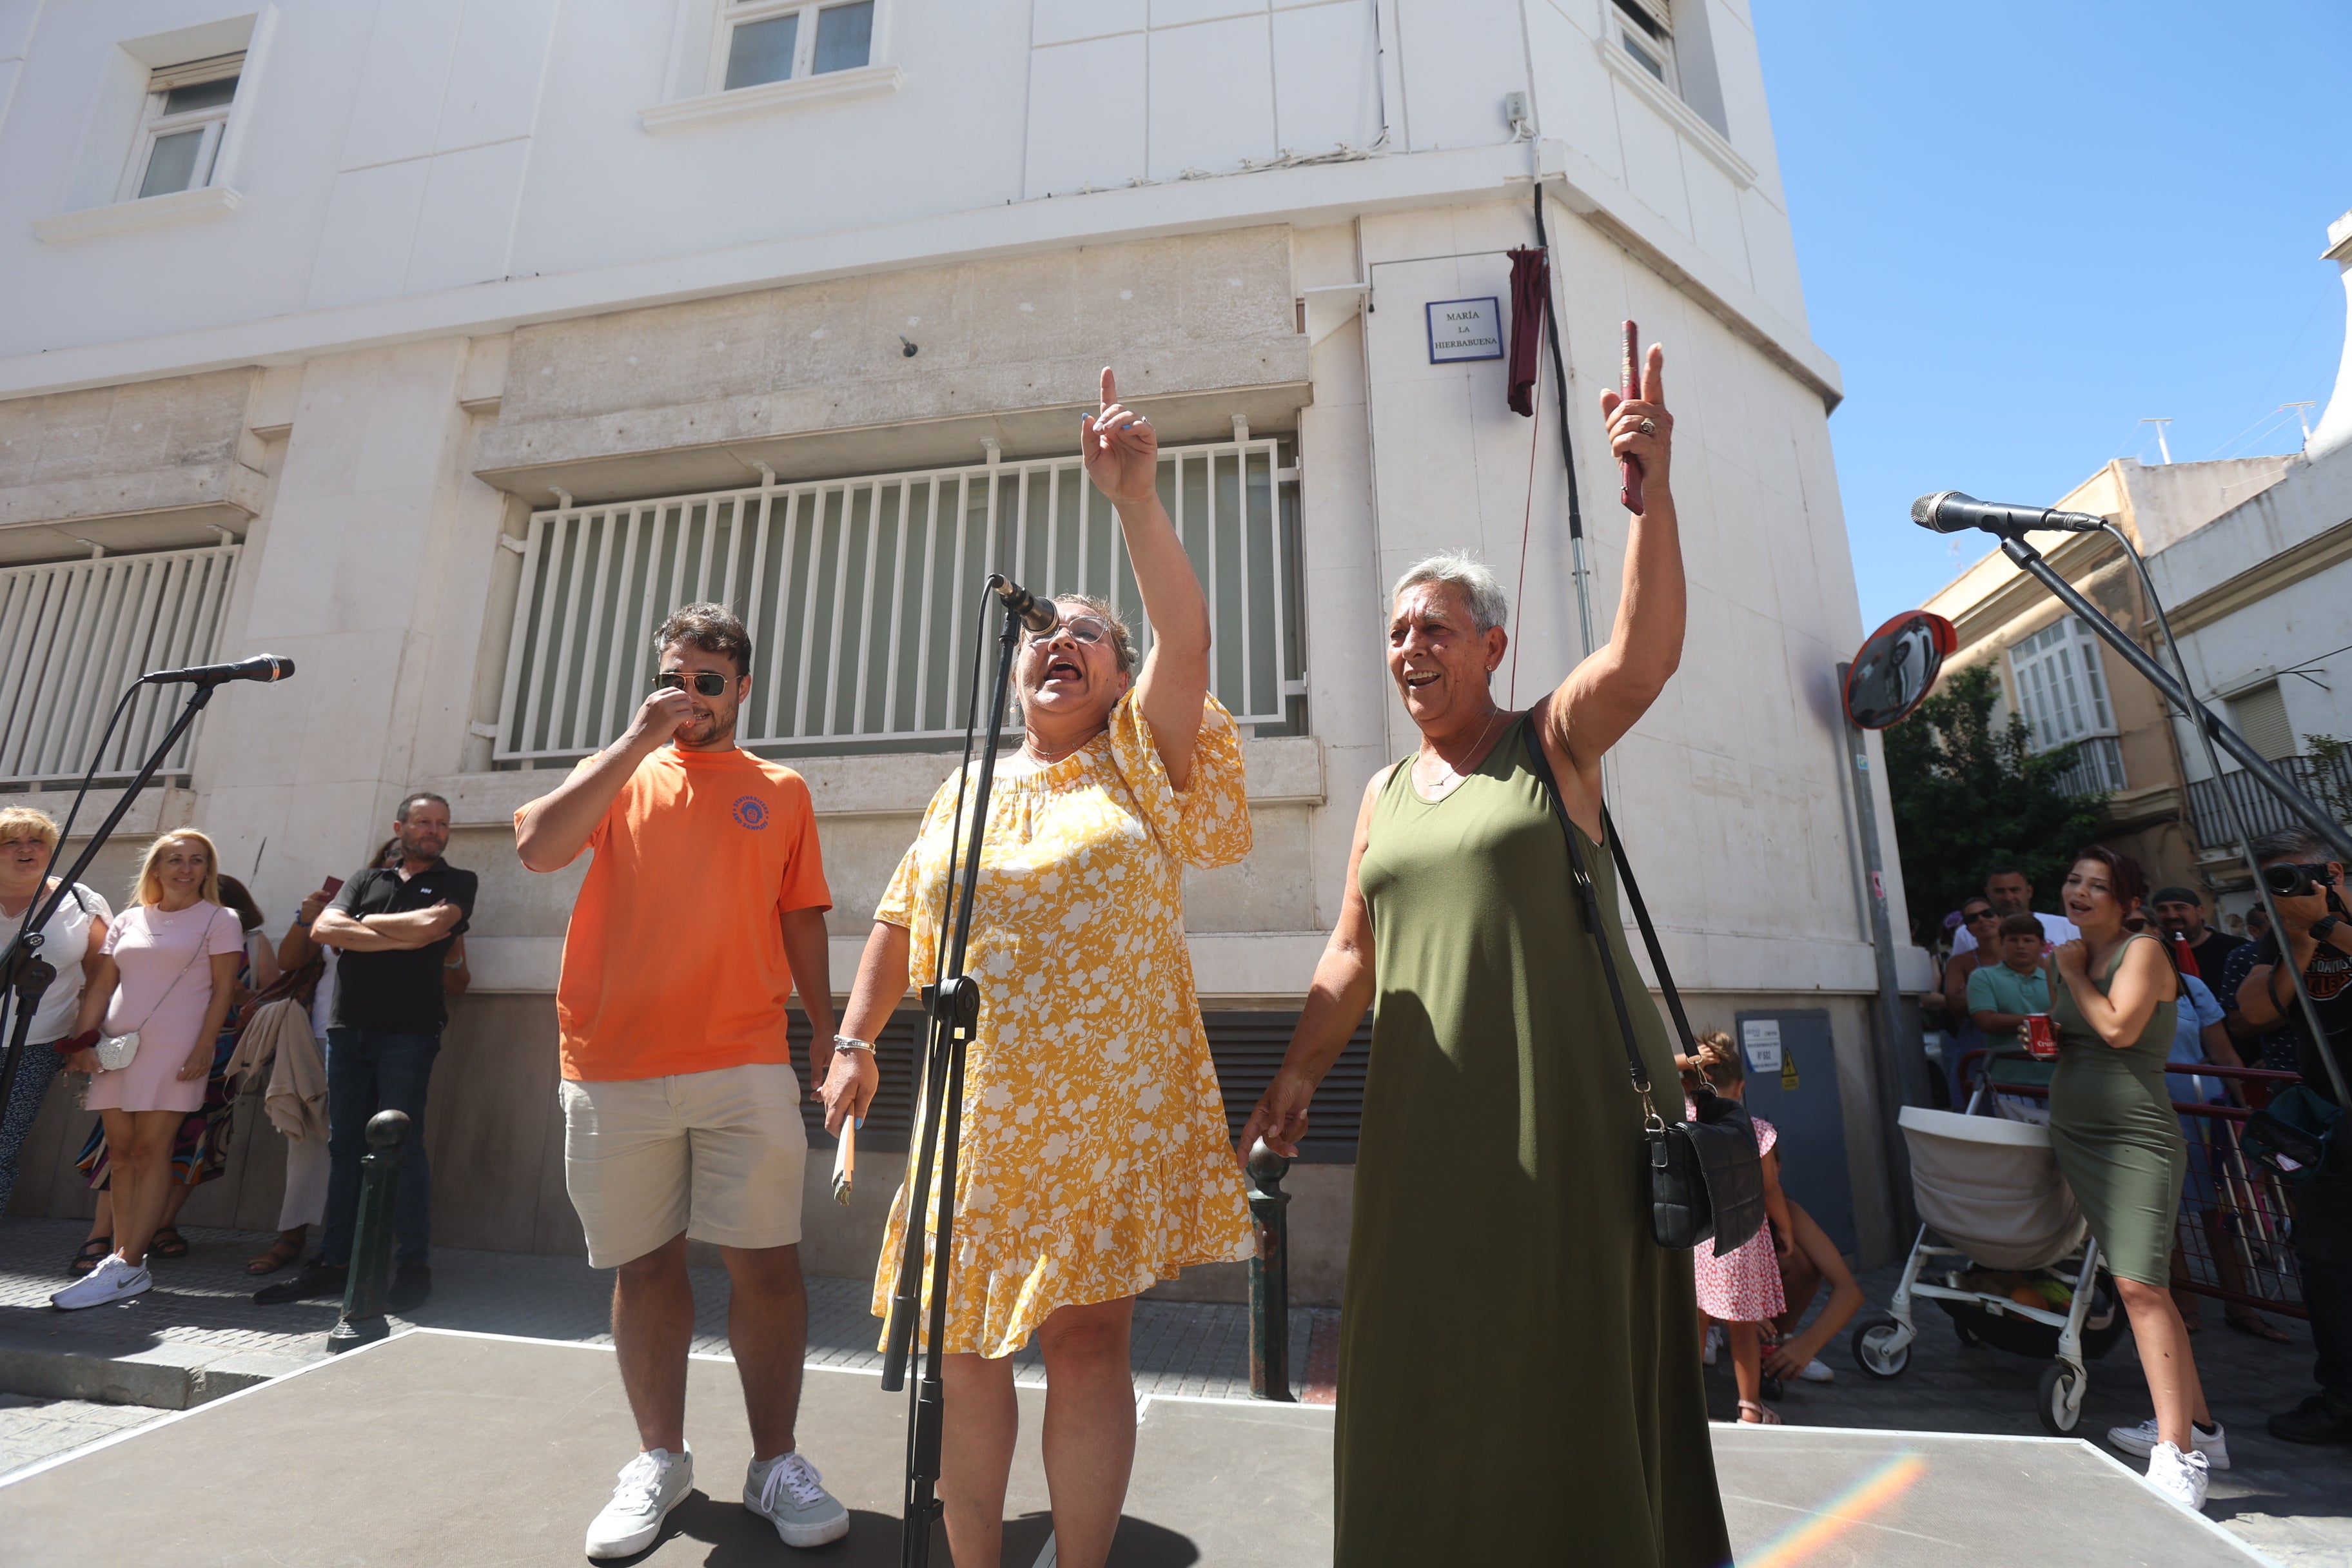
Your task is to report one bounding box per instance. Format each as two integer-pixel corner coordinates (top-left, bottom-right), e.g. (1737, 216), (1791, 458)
(1850, 1316), (1910, 1379)
(2037, 1362), (2085, 1435)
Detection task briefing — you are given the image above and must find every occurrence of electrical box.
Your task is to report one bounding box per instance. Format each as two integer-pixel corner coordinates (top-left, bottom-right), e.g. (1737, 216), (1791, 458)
(1731, 1008), (1856, 1257)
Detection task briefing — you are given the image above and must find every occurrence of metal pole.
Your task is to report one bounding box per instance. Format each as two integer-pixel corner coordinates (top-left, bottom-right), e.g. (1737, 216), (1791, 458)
(1245, 1139), (1295, 1402)
(328, 1109), (408, 1354)
(1838, 662), (1921, 1239)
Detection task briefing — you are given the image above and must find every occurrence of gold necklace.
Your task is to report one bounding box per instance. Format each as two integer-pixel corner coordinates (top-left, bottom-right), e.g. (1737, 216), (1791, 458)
(1418, 708), (1502, 792)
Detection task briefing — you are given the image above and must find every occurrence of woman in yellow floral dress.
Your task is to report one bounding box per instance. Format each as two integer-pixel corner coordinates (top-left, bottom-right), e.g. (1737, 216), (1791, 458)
(823, 368), (1253, 1568)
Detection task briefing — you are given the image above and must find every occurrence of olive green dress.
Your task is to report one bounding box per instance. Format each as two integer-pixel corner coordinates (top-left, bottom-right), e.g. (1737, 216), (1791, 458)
(2046, 934), (2183, 1286)
(1337, 718), (1728, 1567)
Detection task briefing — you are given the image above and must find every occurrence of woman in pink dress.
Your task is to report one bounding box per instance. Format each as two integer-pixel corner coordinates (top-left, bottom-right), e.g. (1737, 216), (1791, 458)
(1688, 1031), (1796, 1423)
(51, 830), (244, 1310)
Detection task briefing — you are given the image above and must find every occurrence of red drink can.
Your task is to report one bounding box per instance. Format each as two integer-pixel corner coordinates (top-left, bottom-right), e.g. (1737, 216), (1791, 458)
(2023, 1014), (2059, 1061)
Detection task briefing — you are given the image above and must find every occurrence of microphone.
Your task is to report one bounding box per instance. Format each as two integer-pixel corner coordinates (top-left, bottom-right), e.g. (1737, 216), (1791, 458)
(992, 578), (1058, 636)
(142, 653), (296, 686)
(1911, 491), (2108, 536)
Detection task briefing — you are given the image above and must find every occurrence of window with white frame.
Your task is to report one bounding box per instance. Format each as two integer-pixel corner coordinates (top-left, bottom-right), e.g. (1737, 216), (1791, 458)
(121, 54), (242, 203)
(2008, 617), (2116, 752)
(1611, 0), (1677, 92)
(718, 0), (874, 92)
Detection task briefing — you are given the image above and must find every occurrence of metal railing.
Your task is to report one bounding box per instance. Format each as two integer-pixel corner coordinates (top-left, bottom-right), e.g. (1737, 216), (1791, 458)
(0, 543), (239, 787)
(2188, 750), (2352, 848)
(2044, 733), (2126, 798)
(493, 437), (1303, 764)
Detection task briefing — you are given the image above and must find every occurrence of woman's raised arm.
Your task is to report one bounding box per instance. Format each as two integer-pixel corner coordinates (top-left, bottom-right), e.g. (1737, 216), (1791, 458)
(1538, 343), (1685, 834)
(1083, 367), (1212, 788)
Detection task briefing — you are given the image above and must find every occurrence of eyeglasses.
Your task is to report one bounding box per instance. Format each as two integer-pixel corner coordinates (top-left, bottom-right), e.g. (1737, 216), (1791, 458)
(1026, 614), (1112, 647)
(1963, 908), (1999, 923)
(654, 671), (731, 697)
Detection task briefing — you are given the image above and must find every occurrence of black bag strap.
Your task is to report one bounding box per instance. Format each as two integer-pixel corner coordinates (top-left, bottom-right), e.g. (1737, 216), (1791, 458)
(1518, 712), (1709, 1125)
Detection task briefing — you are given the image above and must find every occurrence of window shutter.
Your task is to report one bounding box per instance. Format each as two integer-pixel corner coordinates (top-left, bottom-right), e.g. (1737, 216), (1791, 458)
(2231, 682), (2296, 763)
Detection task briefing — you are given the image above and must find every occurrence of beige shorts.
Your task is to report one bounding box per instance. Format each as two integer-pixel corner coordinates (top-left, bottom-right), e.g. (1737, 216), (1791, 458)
(560, 1062), (807, 1268)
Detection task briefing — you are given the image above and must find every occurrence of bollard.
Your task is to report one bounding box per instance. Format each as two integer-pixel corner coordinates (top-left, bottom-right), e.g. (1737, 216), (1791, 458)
(328, 1109), (409, 1354)
(1245, 1138), (1295, 1402)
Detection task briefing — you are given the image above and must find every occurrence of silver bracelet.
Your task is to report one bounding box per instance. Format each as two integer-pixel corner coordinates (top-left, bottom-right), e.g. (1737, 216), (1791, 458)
(830, 1035), (874, 1055)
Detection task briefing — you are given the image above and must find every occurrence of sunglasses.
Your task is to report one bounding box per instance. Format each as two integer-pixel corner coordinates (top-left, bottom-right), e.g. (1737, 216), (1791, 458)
(1026, 614), (1112, 647)
(654, 671), (732, 697)
(1963, 908), (1999, 923)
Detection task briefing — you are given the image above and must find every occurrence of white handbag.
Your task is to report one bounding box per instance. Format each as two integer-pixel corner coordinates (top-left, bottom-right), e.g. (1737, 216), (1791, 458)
(94, 911), (219, 1073)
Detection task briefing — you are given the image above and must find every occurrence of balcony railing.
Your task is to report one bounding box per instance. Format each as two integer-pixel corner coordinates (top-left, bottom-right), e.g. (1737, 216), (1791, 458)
(2187, 750), (2352, 850)
(2045, 733), (2127, 798)
(0, 544), (239, 788)
(493, 437), (1304, 765)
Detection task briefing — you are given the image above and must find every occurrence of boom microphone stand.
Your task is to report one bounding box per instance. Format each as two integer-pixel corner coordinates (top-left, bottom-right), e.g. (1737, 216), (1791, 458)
(1995, 529), (2352, 1104)
(0, 658), (294, 1147)
(880, 576), (1026, 1568)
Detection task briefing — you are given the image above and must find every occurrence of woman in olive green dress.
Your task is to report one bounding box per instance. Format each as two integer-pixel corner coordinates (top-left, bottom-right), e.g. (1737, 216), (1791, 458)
(1240, 346), (1729, 1565)
(2044, 845), (2219, 1511)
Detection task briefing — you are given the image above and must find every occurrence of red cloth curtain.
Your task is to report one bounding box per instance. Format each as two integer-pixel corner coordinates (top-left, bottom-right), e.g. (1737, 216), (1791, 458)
(1505, 245), (1549, 417)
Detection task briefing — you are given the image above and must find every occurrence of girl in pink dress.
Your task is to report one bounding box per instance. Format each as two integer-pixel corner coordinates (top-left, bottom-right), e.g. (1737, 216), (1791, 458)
(52, 830), (244, 1310)
(1689, 1032), (1796, 1424)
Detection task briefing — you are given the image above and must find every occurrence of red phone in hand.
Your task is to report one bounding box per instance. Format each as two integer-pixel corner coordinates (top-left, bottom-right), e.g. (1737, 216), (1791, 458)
(321, 876), (344, 897)
(1619, 320), (1645, 514)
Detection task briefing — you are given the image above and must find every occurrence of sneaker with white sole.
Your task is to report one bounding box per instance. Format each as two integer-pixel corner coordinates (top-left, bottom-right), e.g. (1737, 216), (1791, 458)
(2108, 1416), (2230, 1470)
(585, 1448), (692, 1560)
(745, 1451), (849, 1547)
(2143, 1440), (2210, 1513)
(1796, 1357), (1834, 1384)
(50, 1253), (151, 1311)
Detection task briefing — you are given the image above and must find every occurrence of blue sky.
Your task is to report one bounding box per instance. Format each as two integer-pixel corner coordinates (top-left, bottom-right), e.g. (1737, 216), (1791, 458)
(1755, 1), (2352, 630)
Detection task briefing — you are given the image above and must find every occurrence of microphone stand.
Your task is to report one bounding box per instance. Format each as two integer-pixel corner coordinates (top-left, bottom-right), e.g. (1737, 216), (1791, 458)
(880, 583), (1024, 1568)
(1996, 531), (2352, 1104)
(0, 681), (221, 1142)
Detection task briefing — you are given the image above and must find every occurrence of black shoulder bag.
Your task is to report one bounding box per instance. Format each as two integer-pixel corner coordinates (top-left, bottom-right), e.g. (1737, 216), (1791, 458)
(1521, 717), (1766, 1257)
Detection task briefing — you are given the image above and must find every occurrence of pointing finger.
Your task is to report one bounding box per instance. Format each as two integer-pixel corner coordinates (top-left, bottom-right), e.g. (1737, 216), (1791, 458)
(1100, 365), (1117, 410)
(1640, 343), (1664, 407)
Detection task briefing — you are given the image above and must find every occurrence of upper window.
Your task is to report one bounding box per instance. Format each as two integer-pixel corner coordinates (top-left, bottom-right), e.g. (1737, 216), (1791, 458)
(718, 0), (874, 92)
(2008, 617), (2116, 752)
(2230, 681), (2297, 763)
(1611, 0), (1676, 92)
(122, 54), (242, 202)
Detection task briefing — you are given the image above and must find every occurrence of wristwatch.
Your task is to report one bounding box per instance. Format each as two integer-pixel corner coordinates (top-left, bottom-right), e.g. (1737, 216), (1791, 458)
(2314, 914), (2345, 946)
(830, 1035), (874, 1055)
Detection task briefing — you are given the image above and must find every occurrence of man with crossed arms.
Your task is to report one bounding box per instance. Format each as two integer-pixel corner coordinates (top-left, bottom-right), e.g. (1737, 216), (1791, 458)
(517, 602), (848, 1557)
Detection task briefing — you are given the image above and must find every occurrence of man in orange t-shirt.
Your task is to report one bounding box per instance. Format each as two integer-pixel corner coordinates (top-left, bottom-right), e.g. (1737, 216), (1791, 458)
(516, 602), (848, 1556)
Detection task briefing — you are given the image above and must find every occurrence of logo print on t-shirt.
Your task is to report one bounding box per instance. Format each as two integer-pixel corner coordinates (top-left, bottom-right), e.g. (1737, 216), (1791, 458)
(732, 796), (768, 830)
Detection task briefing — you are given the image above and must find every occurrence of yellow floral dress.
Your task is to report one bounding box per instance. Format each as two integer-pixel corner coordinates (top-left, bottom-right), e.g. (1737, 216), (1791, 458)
(870, 690), (1257, 1357)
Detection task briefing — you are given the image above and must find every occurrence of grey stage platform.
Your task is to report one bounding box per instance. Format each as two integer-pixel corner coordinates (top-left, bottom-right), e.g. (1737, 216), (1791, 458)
(0, 1329), (2271, 1566)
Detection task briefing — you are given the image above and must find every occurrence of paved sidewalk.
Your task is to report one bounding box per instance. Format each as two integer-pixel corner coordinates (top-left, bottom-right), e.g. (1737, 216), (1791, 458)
(0, 1393), (164, 1480)
(0, 1218), (1314, 1402)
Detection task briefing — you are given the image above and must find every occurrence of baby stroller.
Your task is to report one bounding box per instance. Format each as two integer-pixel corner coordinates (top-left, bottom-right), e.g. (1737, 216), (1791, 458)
(1850, 1097), (2127, 1435)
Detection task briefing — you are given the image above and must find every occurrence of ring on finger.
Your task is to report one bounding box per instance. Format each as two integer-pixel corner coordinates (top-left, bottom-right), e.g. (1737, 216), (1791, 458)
(1638, 416), (1657, 435)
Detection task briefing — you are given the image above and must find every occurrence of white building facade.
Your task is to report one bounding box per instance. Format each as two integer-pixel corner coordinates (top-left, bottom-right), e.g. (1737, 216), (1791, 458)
(0, 0), (1923, 1277)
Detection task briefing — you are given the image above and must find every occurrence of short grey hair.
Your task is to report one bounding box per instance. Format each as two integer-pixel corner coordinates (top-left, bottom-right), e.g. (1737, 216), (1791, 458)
(2250, 827), (2331, 865)
(1390, 551), (1509, 634)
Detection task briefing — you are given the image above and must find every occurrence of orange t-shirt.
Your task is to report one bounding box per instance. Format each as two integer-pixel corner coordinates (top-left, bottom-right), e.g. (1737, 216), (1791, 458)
(533, 745), (831, 1082)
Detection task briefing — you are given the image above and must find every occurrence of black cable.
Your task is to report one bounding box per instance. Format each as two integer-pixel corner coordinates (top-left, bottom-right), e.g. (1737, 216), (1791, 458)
(1531, 190), (1589, 616)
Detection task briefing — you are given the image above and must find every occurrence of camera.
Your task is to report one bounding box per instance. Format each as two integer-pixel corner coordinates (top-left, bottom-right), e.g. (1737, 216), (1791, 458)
(2262, 861), (2340, 899)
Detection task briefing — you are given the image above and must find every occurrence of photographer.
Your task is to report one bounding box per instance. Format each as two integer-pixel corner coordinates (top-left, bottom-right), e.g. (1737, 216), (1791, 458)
(2235, 829), (2352, 1446)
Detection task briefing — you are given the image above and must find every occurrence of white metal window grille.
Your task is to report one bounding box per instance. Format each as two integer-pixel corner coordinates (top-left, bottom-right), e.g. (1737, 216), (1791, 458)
(2009, 616), (2115, 754)
(1611, 0), (1677, 90)
(493, 437), (1303, 765)
(0, 544), (240, 787)
(122, 55), (242, 202)
(718, 0), (874, 91)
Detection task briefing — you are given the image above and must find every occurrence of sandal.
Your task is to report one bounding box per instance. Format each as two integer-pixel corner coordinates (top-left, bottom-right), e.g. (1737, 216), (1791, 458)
(2226, 1311), (2293, 1344)
(246, 1237), (304, 1276)
(149, 1227), (190, 1260)
(1737, 1400), (1782, 1425)
(68, 1236), (112, 1275)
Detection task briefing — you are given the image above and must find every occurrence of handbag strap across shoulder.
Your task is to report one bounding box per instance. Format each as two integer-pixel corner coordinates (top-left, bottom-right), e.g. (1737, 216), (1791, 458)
(118, 905), (225, 1036)
(1517, 713), (1707, 1121)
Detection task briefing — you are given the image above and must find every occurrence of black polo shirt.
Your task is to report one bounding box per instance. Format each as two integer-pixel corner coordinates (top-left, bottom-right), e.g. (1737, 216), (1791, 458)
(326, 860), (477, 1035)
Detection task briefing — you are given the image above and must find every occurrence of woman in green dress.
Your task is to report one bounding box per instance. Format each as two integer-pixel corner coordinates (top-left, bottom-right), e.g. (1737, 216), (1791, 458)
(1239, 346), (1728, 1565)
(2043, 845), (2217, 1513)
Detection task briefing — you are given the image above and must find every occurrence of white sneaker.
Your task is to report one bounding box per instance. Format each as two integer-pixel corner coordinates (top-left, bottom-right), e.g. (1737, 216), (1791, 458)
(2108, 1416), (2230, 1470)
(2143, 1440), (2210, 1513)
(745, 1451), (849, 1547)
(50, 1253), (151, 1311)
(585, 1448), (692, 1559)
(1798, 1358), (1835, 1384)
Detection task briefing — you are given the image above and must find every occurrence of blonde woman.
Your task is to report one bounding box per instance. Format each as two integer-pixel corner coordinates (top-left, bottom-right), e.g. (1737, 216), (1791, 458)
(51, 830), (243, 1310)
(0, 807), (111, 1222)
